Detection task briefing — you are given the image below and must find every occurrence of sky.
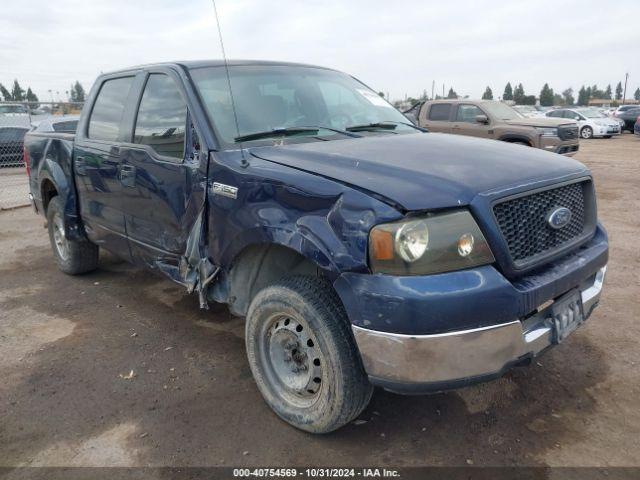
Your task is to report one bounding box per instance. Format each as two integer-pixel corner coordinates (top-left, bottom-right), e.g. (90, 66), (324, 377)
(1, 0), (639, 103)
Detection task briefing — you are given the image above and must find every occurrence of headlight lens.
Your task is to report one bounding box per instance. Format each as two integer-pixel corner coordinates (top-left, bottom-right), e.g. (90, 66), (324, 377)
(395, 219), (429, 262)
(536, 127), (558, 137)
(369, 210), (495, 275)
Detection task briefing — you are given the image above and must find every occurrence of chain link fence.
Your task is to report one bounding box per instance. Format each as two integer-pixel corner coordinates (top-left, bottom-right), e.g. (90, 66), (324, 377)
(0, 101), (83, 209)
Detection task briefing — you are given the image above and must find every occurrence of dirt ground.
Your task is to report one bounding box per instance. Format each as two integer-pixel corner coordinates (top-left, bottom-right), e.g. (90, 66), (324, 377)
(1, 134), (639, 470)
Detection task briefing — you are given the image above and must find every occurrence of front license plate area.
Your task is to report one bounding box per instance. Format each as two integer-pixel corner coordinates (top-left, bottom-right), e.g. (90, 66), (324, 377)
(550, 289), (584, 344)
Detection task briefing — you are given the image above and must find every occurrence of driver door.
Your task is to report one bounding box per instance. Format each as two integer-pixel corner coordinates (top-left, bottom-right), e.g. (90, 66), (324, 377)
(451, 104), (492, 138)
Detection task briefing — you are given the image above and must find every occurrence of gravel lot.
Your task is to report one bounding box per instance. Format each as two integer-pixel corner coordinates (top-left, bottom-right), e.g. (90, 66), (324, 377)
(1, 134), (639, 469)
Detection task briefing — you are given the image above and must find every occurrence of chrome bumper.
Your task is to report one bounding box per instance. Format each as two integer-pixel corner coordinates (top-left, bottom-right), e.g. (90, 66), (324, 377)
(352, 266), (606, 392)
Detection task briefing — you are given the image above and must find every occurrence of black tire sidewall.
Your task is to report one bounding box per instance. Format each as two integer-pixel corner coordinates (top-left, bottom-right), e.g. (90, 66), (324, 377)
(246, 277), (370, 433)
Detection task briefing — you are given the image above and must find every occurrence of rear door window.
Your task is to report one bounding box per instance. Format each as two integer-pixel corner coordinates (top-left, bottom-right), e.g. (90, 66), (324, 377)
(133, 74), (187, 160)
(428, 103), (452, 121)
(88, 77), (134, 141)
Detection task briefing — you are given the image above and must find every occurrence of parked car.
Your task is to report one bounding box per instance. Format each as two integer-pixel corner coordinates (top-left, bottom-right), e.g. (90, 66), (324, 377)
(635, 115), (640, 136)
(614, 104), (640, 116)
(0, 103), (31, 128)
(30, 115), (80, 133)
(24, 60), (608, 433)
(614, 107), (640, 133)
(547, 107), (621, 139)
(512, 105), (545, 118)
(0, 126), (30, 168)
(414, 100), (579, 155)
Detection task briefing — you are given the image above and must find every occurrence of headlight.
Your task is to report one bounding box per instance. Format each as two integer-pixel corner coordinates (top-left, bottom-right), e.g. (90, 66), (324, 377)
(536, 127), (558, 137)
(369, 210), (495, 275)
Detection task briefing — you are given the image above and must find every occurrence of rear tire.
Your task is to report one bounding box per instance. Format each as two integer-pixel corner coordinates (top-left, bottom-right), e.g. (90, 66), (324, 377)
(246, 275), (373, 433)
(46, 196), (99, 275)
(580, 126), (593, 139)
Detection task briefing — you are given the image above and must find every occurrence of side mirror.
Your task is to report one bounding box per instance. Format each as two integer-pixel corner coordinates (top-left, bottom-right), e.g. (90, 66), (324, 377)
(475, 114), (489, 124)
(574, 116), (581, 121)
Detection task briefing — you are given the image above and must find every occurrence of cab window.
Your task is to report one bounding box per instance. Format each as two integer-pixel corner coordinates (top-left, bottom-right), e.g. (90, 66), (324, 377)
(428, 103), (451, 121)
(455, 104), (483, 123)
(133, 74), (187, 160)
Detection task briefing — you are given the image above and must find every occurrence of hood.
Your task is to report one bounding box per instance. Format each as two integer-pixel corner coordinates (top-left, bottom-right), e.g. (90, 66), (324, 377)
(249, 133), (588, 211)
(504, 117), (573, 127)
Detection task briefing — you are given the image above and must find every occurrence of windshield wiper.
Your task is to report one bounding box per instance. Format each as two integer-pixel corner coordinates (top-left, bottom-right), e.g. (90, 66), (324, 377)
(345, 120), (427, 132)
(234, 125), (362, 143)
(235, 127), (319, 143)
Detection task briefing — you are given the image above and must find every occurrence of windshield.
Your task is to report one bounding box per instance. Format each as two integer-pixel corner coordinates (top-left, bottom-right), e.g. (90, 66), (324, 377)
(482, 102), (523, 120)
(577, 108), (606, 118)
(0, 105), (28, 114)
(190, 65), (414, 145)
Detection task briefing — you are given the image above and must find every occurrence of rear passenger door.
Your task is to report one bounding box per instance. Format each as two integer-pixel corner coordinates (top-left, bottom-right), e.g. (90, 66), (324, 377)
(74, 75), (136, 259)
(118, 70), (205, 267)
(419, 103), (452, 132)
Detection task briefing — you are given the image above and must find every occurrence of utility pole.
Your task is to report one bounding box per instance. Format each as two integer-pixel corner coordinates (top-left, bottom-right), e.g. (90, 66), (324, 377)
(622, 72), (629, 105)
(431, 80), (435, 100)
(442, 84), (445, 98)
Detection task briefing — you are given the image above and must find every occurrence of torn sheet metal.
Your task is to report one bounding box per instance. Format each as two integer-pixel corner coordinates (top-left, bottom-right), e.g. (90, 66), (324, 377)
(154, 208), (220, 309)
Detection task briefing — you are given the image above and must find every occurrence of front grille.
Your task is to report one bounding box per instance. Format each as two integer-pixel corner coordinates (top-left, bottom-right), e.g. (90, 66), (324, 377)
(493, 181), (590, 266)
(558, 125), (578, 140)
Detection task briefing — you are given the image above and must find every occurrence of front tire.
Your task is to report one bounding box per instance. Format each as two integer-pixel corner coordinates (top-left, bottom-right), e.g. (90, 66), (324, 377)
(246, 275), (373, 433)
(580, 126), (593, 139)
(46, 196), (99, 275)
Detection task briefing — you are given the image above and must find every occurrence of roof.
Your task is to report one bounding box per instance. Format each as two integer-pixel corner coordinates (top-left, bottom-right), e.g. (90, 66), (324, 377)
(104, 59), (337, 76)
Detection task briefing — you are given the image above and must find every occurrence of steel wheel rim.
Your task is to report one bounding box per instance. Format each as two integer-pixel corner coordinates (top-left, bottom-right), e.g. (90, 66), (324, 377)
(52, 213), (69, 260)
(260, 312), (324, 407)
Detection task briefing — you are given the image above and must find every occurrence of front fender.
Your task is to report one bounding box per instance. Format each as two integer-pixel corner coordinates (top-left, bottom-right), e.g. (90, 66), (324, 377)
(208, 153), (402, 275)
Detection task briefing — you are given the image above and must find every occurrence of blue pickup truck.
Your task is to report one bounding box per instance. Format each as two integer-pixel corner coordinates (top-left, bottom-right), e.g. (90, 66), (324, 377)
(24, 60), (608, 433)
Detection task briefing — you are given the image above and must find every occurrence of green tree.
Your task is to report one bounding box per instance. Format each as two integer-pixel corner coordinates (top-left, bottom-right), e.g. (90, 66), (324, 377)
(503, 82), (513, 101)
(481, 86), (493, 100)
(615, 82), (624, 100)
(0, 83), (11, 101)
(70, 81), (86, 103)
(446, 87), (457, 99)
(604, 84), (612, 100)
(539, 83), (554, 106)
(11, 79), (25, 101)
(25, 87), (39, 107)
(577, 86), (588, 106)
(562, 88), (575, 106)
(513, 83), (525, 103)
(553, 93), (564, 106)
(590, 84), (603, 99)
(635, 88), (640, 101)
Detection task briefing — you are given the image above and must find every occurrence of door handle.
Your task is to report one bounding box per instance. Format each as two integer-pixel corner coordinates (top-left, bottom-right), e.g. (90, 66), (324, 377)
(119, 164), (136, 187)
(75, 156), (87, 175)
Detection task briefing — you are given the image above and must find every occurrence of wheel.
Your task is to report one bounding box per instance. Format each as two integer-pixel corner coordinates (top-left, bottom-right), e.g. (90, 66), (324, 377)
(580, 126), (593, 139)
(46, 196), (99, 275)
(246, 275), (373, 433)
(511, 141), (530, 146)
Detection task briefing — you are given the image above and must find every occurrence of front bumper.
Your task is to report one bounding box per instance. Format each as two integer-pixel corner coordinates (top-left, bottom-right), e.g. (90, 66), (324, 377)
(352, 266), (605, 393)
(539, 137), (579, 156)
(593, 125), (621, 137)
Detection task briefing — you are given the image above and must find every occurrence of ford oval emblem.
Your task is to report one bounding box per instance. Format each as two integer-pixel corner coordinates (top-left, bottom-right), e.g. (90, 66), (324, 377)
(547, 207), (572, 229)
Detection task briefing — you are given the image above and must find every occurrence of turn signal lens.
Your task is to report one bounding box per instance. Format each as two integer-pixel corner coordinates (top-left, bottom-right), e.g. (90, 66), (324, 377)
(457, 233), (474, 257)
(370, 229), (394, 260)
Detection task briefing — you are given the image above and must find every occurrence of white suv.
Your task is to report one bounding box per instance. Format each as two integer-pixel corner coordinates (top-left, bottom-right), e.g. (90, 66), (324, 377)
(547, 107), (621, 139)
